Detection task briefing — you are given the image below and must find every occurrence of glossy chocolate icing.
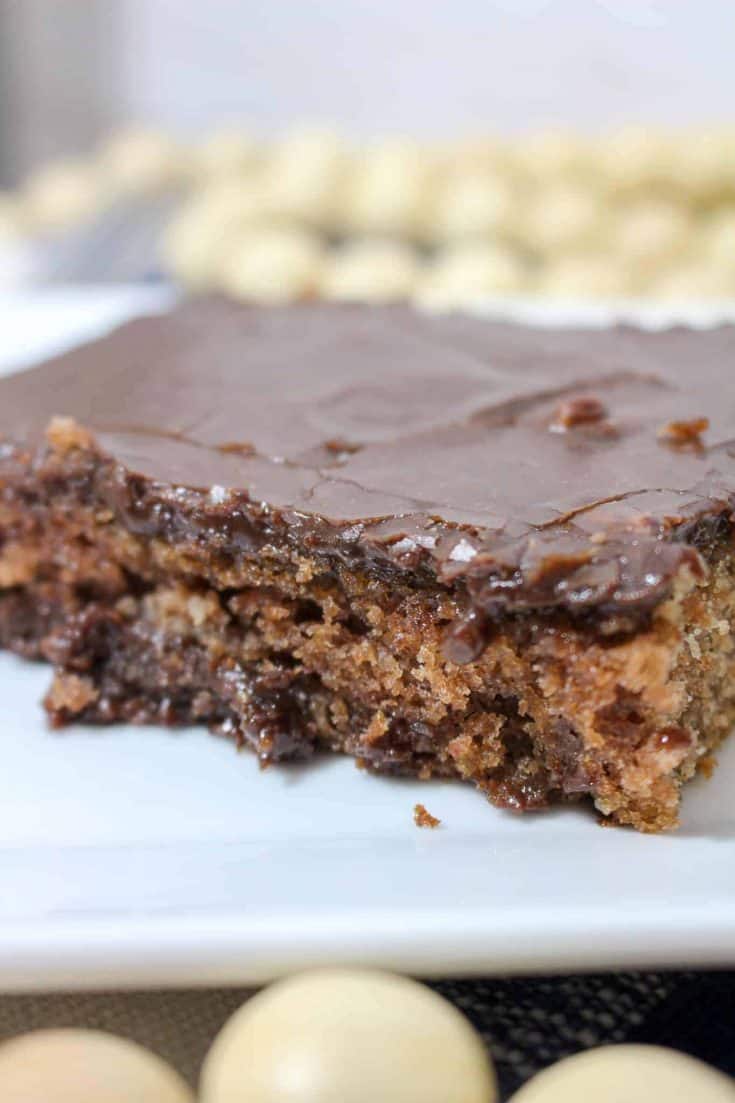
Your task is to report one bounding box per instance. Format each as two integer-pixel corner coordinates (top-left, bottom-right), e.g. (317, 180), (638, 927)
(1, 300), (734, 630)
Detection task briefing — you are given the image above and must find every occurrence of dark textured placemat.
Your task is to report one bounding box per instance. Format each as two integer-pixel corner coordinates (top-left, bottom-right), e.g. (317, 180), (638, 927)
(434, 972), (735, 1097)
(1, 972), (733, 1099)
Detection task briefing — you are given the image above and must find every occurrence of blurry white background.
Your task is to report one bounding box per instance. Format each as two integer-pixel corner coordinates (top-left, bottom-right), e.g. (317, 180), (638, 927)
(2, 0), (735, 183)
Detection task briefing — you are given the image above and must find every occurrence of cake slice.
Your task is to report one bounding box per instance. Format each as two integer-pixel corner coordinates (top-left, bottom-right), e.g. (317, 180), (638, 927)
(1, 300), (734, 831)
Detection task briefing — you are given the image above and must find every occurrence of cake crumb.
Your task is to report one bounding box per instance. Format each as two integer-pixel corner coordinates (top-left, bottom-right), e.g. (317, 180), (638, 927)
(44, 672), (98, 715)
(45, 415), (95, 453)
(413, 803), (441, 829)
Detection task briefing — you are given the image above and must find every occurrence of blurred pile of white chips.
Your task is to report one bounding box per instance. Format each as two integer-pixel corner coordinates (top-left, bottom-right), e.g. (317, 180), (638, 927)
(3, 123), (735, 303)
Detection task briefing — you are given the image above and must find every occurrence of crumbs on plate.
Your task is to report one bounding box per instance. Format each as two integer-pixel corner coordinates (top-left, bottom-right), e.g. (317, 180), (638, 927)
(414, 803), (441, 829)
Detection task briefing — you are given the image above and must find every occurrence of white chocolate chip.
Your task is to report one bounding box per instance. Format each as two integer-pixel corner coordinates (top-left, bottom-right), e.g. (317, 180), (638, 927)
(613, 200), (692, 272)
(98, 127), (188, 195)
(23, 159), (106, 233)
(701, 210), (735, 270)
(261, 127), (347, 225)
(195, 128), (262, 179)
(519, 184), (606, 255)
(652, 262), (735, 301)
(515, 130), (595, 182)
(320, 240), (420, 302)
(510, 1044), (735, 1102)
(161, 181), (271, 289)
(201, 969), (497, 1103)
(595, 126), (676, 194)
(665, 128), (735, 201)
(416, 242), (527, 309)
(340, 142), (434, 238)
(537, 253), (634, 298)
(0, 1029), (193, 1103)
(220, 226), (324, 303)
(427, 171), (515, 244)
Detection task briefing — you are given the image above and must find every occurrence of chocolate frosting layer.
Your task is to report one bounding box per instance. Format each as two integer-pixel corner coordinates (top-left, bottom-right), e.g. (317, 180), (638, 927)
(2, 300), (734, 623)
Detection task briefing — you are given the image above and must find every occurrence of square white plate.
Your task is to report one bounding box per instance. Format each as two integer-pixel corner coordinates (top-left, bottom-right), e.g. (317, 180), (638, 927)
(2, 287), (735, 993)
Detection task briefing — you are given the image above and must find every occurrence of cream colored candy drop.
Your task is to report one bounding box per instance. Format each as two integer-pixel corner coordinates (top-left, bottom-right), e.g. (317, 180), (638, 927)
(321, 240), (420, 301)
(195, 128), (262, 178)
(651, 261), (735, 300)
(340, 141), (433, 237)
(271, 126), (344, 172)
(446, 137), (514, 176)
(613, 200), (691, 271)
(0, 1028), (193, 1103)
(595, 126), (675, 194)
(416, 242), (527, 309)
(262, 127), (347, 224)
(666, 128), (735, 200)
(514, 130), (594, 182)
(161, 205), (233, 288)
(520, 184), (606, 255)
(23, 159), (105, 232)
(193, 178), (271, 226)
(701, 210), (735, 271)
(161, 181), (271, 287)
(201, 968), (497, 1103)
(99, 127), (188, 194)
(428, 172), (515, 243)
(537, 253), (633, 298)
(510, 1044), (735, 1102)
(221, 226), (323, 302)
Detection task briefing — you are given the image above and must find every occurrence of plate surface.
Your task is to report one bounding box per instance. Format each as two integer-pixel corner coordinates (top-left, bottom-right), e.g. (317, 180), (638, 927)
(2, 287), (735, 992)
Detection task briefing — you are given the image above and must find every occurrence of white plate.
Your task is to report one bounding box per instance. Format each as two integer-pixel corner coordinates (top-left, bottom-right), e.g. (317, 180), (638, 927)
(2, 287), (735, 993)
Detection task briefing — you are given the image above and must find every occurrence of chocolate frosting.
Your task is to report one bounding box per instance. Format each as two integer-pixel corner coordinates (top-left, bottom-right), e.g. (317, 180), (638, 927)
(2, 300), (734, 626)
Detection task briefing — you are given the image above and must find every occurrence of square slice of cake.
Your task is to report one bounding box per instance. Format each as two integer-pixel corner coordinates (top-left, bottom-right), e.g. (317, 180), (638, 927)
(1, 301), (734, 831)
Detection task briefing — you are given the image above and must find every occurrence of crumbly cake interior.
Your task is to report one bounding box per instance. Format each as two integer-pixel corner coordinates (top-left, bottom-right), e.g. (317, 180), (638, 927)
(2, 423), (734, 832)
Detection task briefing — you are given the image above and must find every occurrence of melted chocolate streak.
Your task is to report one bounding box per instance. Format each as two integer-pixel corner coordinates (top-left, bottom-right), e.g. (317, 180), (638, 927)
(1, 302), (734, 665)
